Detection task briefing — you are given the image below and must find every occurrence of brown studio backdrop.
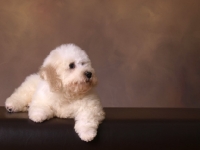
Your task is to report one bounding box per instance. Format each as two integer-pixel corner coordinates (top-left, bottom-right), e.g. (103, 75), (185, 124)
(0, 0), (200, 107)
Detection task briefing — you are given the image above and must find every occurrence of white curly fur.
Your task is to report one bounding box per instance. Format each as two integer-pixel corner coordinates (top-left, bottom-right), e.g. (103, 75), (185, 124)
(5, 44), (105, 142)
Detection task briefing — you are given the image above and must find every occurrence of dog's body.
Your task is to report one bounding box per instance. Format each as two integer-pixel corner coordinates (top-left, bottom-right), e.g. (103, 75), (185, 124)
(5, 44), (105, 142)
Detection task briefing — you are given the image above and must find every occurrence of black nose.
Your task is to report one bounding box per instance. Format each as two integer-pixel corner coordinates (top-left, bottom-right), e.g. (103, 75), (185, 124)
(85, 71), (92, 79)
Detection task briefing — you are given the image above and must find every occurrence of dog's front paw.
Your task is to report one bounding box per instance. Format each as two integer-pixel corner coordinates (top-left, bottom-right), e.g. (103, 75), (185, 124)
(29, 110), (48, 123)
(75, 124), (97, 142)
(78, 129), (97, 142)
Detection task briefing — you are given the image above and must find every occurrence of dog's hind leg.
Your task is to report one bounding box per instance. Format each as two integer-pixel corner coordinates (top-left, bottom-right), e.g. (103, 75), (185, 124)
(5, 74), (41, 113)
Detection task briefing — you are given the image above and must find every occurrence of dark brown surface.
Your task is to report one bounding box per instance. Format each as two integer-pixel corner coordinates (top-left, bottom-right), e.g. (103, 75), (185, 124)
(2, 107), (200, 121)
(1, 107), (200, 149)
(0, 0), (200, 107)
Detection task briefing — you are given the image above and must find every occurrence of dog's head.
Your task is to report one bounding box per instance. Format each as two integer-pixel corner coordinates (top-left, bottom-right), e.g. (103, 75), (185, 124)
(40, 44), (97, 99)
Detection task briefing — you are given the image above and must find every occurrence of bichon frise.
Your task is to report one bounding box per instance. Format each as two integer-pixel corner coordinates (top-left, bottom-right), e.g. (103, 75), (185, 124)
(5, 44), (105, 142)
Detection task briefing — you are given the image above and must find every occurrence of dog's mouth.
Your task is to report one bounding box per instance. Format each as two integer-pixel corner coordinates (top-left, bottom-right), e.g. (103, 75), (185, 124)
(85, 78), (91, 83)
(71, 79), (92, 86)
(85, 77), (97, 86)
(63, 77), (97, 99)
(64, 80), (93, 98)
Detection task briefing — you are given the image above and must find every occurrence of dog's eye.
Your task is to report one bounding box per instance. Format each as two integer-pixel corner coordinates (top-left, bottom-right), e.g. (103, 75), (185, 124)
(69, 63), (75, 69)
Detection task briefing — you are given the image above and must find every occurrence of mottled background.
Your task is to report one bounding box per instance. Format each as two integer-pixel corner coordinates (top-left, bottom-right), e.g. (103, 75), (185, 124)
(0, 0), (200, 107)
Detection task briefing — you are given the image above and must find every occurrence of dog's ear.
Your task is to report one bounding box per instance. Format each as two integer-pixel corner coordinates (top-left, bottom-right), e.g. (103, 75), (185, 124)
(39, 65), (63, 92)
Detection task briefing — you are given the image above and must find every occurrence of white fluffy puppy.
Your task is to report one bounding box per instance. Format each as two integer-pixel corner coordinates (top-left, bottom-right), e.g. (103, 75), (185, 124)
(5, 44), (105, 142)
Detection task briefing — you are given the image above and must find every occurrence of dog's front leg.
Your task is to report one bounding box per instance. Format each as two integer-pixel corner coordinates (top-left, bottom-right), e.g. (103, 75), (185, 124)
(28, 103), (54, 123)
(74, 117), (98, 142)
(28, 81), (54, 123)
(74, 107), (105, 142)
